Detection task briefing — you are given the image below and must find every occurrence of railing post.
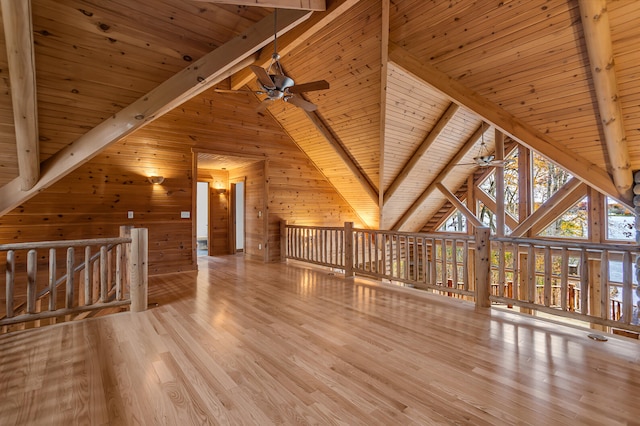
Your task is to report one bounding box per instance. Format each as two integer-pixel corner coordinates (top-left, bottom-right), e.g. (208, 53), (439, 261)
(344, 222), (354, 278)
(280, 220), (287, 263)
(130, 228), (148, 312)
(6, 250), (15, 318)
(474, 226), (491, 308)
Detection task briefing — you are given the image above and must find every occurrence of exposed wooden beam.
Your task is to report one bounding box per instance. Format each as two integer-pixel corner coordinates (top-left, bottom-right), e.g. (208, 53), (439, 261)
(260, 105), (372, 228)
(0, 9), (312, 217)
(1, 0), (39, 191)
(392, 123), (484, 231)
(231, 0), (360, 89)
(578, 0), (632, 200)
(530, 183), (589, 237)
(388, 43), (629, 209)
(302, 109), (379, 203)
(436, 183), (483, 228)
(192, 0), (326, 11)
(494, 128), (505, 237)
(378, 0), (390, 223)
(510, 178), (584, 237)
(383, 103), (459, 204)
(517, 145), (532, 234)
(474, 188), (519, 231)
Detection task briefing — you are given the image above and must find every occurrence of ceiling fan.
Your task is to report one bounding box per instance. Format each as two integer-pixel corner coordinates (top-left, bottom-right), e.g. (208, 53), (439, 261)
(215, 10), (330, 113)
(459, 122), (514, 168)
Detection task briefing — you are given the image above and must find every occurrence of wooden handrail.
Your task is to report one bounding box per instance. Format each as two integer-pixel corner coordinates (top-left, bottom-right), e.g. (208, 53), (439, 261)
(0, 237), (131, 251)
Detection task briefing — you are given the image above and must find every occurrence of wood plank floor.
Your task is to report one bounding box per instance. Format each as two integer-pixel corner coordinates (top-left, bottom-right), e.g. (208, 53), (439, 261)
(2, 255), (640, 425)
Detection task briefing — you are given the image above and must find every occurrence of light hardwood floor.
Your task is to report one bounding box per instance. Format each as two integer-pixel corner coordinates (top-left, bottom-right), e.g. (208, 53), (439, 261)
(1, 255), (640, 425)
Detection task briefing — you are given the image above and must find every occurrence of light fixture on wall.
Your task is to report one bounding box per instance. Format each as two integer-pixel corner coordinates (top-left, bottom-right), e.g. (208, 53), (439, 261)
(148, 175), (165, 185)
(213, 179), (227, 194)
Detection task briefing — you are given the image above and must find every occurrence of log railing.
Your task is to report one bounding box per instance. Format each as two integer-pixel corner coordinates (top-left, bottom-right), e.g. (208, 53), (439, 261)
(282, 222), (483, 300)
(1, 226), (148, 330)
(283, 221), (638, 333)
(491, 237), (639, 333)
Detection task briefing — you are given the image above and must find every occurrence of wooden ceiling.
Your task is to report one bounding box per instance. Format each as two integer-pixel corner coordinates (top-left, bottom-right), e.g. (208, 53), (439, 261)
(0, 0), (638, 231)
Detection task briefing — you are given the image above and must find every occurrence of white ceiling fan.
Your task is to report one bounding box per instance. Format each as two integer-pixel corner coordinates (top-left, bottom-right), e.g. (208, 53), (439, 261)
(215, 10), (329, 112)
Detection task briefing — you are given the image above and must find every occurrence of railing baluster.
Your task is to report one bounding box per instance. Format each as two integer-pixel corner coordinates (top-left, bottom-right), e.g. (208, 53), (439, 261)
(440, 238), (446, 287)
(544, 246), (551, 307)
(66, 247), (74, 309)
(27, 249), (37, 314)
(463, 240), (469, 292)
(84, 246), (91, 306)
(412, 237), (418, 281)
(560, 247), (568, 312)
(430, 238), (437, 286)
(371, 232), (377, 275)
(498, 241), (505, 298)
(100, 245), (108, 302)
(580, 249), (588, 314)
(116, 243), (123, 301)
(6, 250), (15, 318)
(452, 239), (458, 291)
(600, 250), (608, 320)
(527, 245), (535, 303)
(511, 243), (518, 300)
(49, 248), (57, 311)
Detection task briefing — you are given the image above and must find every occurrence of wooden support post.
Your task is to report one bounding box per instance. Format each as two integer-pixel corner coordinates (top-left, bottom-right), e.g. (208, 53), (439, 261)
(344, 222), (354, 278)
(130, 228), (149, 312)
(474, 227), (491, 308)
(1, 0), (40, 191)
(519, 250), (532, 315)
(495, 128), (505, 237)
(589, 258), (606, 332)
(5, 250), (15, 318)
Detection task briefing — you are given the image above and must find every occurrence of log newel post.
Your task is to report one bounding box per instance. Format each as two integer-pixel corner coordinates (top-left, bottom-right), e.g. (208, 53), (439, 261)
(130, 228), (148, 312)
(280, 220), (288, 263)
(344, 222), (354, 278)
(6, 250), (15, 318)
(474, 226), (491, 308)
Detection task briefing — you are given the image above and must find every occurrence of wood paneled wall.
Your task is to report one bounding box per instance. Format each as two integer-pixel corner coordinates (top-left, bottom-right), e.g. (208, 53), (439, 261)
(230, 162), (266, 262)
(0, 89), (363, 274)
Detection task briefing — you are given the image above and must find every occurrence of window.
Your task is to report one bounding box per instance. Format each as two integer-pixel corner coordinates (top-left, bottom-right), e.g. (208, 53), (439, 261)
(606, 197), (635, 241)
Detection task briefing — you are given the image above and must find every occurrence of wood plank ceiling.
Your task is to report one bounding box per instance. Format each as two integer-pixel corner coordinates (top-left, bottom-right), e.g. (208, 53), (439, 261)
(0, 0), (638, 231)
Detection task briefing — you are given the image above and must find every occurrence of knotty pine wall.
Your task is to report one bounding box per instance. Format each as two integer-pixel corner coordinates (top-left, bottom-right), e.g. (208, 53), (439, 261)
(230, 162), (267, 262)
(0, 89), (363, 275)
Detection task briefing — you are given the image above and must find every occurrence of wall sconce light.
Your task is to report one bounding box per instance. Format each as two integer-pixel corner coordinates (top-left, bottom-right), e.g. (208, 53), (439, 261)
(213, 179), (227, 194)
(148, 176), (165, 185)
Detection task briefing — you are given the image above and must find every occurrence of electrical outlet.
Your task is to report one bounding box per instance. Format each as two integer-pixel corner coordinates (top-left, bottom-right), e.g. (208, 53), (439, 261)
(258, 243), (262, 250)
(180, 211), (190, 219)
(127, 211), (134, 219)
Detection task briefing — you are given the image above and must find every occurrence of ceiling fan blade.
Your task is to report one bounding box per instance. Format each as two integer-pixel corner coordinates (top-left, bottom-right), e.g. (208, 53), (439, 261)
(288, 80), (330, 94)
(250, 65), (276, 90)
(214, 89), (256, 94)
(286, 95), (317, 111)
(256, 98), (273, 113)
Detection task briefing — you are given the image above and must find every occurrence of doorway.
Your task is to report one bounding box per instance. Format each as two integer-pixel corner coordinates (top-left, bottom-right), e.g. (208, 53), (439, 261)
(196, 181), (209, 256)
